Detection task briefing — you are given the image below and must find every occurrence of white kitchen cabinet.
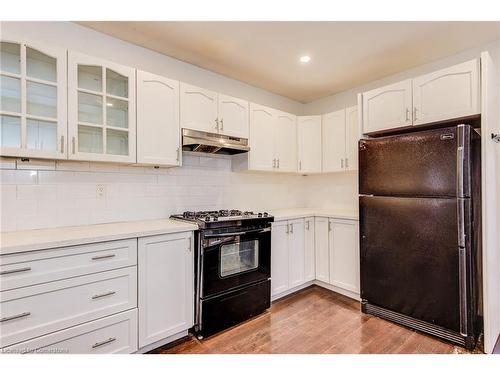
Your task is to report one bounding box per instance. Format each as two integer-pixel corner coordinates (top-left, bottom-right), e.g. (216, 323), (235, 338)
(297, 116), (322, 173)
(180, 82), (218, 134)
(247, 103), (276, 171)
(217, 94), (249, 138)
(0, 35), (67, 159)
(138, 232), (194, 348)
(274, 111), (297, 172)
(314, 217), (330, 283)
(136, 70), (180, 167)
(68, 51), (136, 163)
(362, 79), (412, 134)
(412, 59), (480, 125)
(328, 219), (360, 294)
(345, 105), (360, 171)
(322, 109), (346, 173)
(304, 217), (315, 282)
(271, 220), (289, 296)
(288, 218), (305, 288)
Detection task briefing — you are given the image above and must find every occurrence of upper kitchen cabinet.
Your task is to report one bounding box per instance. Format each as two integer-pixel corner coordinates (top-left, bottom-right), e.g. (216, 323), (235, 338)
(246, 103), (276, 171)
(68, 51), (136, 163)
(136, 70), (180, 167)
(217, 94), (249, 138)
(322, 109), (346, 173)
(180, 83), (218, 134)
(274, 110), (297, 172)
(361, 79), (412, 134)
(297, 116), (322, 174)
(345, 105), (359, 171)
(0, 36), (67, 159)
(412, 59), (480, 125)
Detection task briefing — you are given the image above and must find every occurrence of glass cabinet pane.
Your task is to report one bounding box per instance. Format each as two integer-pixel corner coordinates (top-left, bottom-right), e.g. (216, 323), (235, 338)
(26, 47), (57, 82)
(78, 125), (102, 153)
(106, 97), (128, 128)
(27, 118), (57, 151)
(220, 240), (259, 277)
(78, 91), (102, 124)
(78, 65), (102, 92)
(106, 128), (128, 155)
(27, 81), (57, 118)
(0, 75), (21, 113)
(0, 115), (21, 148)
(0, 42), (21, 74)
(106, 69), (128, 98)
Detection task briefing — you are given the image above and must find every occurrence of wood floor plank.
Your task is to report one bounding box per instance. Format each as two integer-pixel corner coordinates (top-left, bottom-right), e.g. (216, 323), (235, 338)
(151, 285), (473, 354)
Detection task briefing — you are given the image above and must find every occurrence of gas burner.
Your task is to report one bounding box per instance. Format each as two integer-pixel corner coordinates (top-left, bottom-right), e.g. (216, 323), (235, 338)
(172, 209), (273, 228)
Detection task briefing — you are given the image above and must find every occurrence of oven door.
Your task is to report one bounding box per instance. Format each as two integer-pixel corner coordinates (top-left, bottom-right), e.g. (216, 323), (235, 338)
(201, 227), (271, 298)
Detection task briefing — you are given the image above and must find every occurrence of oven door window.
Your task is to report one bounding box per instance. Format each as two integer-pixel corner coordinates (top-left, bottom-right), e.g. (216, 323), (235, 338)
(220, 240), (259, 278)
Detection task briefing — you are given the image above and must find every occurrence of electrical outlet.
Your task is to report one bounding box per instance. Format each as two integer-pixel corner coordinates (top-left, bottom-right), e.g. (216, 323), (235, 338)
(96, 184), (106, 199)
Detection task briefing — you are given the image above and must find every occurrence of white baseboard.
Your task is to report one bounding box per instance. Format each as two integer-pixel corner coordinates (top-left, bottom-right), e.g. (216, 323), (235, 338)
(135, 330), (189, 354)
(271, 279), (360, 303)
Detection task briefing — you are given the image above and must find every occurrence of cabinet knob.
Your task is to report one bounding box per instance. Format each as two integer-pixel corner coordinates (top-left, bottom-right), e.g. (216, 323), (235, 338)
(277, 158), (280, 168)
(413, 107), (418, 121)
(215, 118), (219, 130)
(341, 158), (344, 169)
(60, 135), (65, 154)
(405, 108), (410, 122)
(72, 137), (76, 154)
(220, 118), (224, 131)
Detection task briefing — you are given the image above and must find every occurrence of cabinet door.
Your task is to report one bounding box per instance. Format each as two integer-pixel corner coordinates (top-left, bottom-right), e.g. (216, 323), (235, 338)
(68, 51), (136, 163)
(274, 111), (297, 172)
(1, 36), (67, 159)
(271, 220), (289, 296)
(362, 79), (412, 134)
(345, 105), (359, 171)
(329, 219), (359, 293)
(218, 94), (249, 138)
(314, 217), (330, 283)
(322, 109), (346, 173)
(180, 82), (218, 133)
(297, 116), (322, 173)
(413, 59), (479, 125)
(304, 218), (315, 282)
(248, 103), (275, 171)
(136, 70), (180, 166)
(288, 218), (305, 288)
(138, 232), (194, 348)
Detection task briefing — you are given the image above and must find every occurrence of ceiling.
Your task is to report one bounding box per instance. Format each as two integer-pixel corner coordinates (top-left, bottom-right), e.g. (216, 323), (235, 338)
(78, 22), (500, 103)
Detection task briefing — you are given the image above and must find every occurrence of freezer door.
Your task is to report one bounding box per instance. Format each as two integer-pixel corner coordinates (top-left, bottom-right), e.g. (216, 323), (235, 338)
(360, 195), (472, 333)
(359, 125), (471, 197)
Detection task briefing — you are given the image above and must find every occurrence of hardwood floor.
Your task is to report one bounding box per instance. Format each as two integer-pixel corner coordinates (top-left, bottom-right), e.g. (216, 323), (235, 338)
(152, 285), (475, 354)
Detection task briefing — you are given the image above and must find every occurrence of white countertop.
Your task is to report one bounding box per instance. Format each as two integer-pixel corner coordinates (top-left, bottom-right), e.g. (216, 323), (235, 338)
(0, 219), (198, 255)
(270, 207), (358, 221)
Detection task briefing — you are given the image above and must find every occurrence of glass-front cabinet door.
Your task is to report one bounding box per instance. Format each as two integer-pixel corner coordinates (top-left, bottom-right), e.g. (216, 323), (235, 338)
(0, 35), (67, 159)
(68, 51), (136, 162)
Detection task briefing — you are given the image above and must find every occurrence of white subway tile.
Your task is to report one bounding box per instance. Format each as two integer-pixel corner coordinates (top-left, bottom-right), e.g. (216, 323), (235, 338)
(16, 158), (56, 171)
(56, 160), (90, 171)
(0, 170), (38, 184)
(0, 157), (17, 170)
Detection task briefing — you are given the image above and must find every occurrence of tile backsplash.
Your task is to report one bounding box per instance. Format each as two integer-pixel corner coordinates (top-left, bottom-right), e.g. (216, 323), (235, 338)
(0, 154), (309, 232)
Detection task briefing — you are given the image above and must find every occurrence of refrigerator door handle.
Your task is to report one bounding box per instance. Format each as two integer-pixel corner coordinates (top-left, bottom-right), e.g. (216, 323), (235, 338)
(457, 198), (466, 248)
(458, 246), (468, 336)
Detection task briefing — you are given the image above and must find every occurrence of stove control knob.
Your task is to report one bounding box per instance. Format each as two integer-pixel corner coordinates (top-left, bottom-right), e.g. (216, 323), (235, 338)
(263, 212), (269, 217)
(258, 213), (263, 217)
(205, 217), (211, 222)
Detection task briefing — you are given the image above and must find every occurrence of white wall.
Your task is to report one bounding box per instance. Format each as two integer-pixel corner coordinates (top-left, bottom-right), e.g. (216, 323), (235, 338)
(1, 21), (303, 114)
(0, 155), (307, 232)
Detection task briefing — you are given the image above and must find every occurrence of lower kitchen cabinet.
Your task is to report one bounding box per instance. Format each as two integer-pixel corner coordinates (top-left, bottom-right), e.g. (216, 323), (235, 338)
(314, 217), (330, 283)
(328, 219), (360, 294)
(271, 218), (314, 298)
(138, 232), (194, 348)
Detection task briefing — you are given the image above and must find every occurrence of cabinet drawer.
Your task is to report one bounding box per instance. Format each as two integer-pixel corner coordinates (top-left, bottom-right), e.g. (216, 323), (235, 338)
(0, 266), (137, 348)
(0, 239), (137, 291)
(2, 309), (138, 354)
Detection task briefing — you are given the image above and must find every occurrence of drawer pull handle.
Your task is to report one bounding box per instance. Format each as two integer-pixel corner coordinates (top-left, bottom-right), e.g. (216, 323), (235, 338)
(91, 254), (116, 261)
(91, 291), (116, 300)
(92, 337), (116, 349)
(0, 267), (32, 276)
(0, 312), (31, 323)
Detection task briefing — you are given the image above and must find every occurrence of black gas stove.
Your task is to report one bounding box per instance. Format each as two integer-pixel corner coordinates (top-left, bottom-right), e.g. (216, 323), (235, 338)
(170, 209), (273, 339)
(171, 209), (272, 229)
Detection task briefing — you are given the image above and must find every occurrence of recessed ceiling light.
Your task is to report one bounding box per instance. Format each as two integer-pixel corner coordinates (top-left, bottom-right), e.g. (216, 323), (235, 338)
(300, 55), (311, 63)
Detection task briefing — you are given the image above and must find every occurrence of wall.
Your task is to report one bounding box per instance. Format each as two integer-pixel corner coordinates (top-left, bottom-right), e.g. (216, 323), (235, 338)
(0, 155), (307, 232)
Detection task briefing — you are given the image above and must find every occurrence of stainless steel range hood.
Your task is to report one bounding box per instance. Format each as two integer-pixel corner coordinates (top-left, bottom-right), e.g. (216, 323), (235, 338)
(182, 128), (250, 155)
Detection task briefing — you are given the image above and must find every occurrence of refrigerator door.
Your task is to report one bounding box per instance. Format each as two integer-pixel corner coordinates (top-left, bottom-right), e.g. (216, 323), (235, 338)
(360, 195), (471, 333)
(359, 125), (471, 197)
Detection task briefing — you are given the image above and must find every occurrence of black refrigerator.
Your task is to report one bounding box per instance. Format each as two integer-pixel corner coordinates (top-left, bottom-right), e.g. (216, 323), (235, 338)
(359, 124), (482, 350)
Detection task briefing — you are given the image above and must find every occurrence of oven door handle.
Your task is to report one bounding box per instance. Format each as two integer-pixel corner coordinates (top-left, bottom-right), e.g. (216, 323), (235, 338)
(203, 227), (271, 239)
